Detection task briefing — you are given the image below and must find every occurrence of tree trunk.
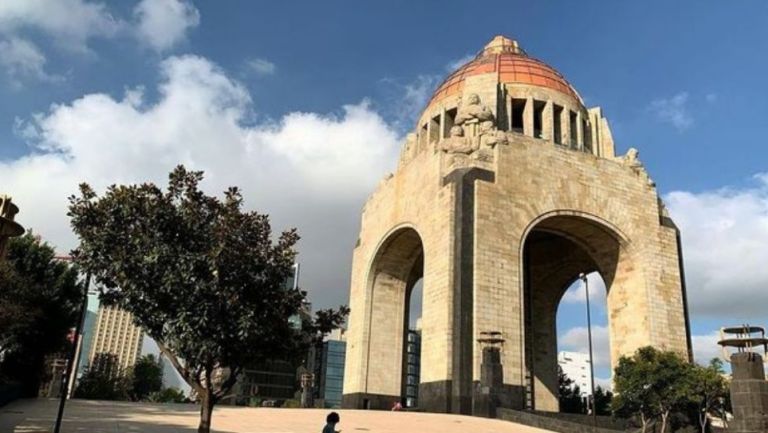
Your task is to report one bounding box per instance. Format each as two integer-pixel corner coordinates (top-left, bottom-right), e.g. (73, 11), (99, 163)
(198, 390), (216, 433)
(640, 413), (649, 433)
(660, 410), (669, 433)
(699, 411), (707, 433)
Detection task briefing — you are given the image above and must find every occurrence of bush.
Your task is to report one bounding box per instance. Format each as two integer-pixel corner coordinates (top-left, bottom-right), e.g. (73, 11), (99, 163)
(148, 388), (186, 403)
(74, 353), (130, 400)
(282, 399), (301, 408)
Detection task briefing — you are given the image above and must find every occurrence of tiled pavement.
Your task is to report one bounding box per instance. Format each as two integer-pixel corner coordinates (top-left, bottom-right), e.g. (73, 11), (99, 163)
(0, 399), (554, 433)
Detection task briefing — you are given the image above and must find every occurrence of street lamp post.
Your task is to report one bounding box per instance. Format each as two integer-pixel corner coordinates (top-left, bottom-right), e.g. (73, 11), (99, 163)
(579, 273), (598, 431)
(53, 271), (91, 433)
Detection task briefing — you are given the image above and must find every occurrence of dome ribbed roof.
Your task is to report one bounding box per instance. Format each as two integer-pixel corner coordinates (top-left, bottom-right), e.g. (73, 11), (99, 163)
(426, 36), (580, 110)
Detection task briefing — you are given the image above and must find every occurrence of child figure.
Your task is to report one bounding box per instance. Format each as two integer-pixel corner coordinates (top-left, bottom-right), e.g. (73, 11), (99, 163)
(323, 411), (340, 433)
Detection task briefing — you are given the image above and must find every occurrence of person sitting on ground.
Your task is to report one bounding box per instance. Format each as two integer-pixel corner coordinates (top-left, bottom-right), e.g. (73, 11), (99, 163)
(323, 411), (341, 433)
(391, 401), (403, 411)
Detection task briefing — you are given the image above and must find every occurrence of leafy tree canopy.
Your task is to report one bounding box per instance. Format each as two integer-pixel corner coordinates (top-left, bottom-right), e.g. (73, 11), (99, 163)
(68, 166), (346, 433)
(688, 358), (729, 433)
(0, 233), (81, 396)
(131, 354), (164, 401)
(593, 385), (613, 416)
(612, 346), (703, 433)
(558, 366), (585, 414)
(74, 353), (131, 400)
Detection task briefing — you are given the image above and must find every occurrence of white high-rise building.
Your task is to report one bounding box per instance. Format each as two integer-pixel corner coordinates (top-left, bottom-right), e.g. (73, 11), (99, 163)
(89, 305), (143, 372)
(558, 351), (593, 397)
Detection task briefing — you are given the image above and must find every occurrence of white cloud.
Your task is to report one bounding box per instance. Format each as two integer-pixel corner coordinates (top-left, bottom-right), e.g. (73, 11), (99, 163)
(378, 74), (441, 133)
(691, 331), (724, 366)
(246, 58), (276, 76)
(133, 0), (200, 52)
(0, 0), (121, 52)
(445, 53), (474, 72)
(665, 175), (768, 320)
(4, 54), (400, 307)
(560, 325), (610, 369)
(0, 37), (61, 86)
(648, 92), (693, 131)
(594, 376), (612, 392)
(560, 272), (606, 306)
(377, 54), (473, 134)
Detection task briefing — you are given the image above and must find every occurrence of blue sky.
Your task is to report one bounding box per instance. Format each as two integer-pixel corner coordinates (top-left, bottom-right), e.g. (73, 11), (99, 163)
(2, 0), (767, 386)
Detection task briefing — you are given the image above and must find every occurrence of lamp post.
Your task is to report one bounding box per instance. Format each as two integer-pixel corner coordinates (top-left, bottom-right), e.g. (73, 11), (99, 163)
(53, 271), (91, 433)
(579, 272), (598, 430)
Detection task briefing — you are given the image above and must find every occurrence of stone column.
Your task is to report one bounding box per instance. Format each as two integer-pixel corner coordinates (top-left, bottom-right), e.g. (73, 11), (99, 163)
(542, 100), (553, 142)
(729, 352), (768, 433)
(576, 111), (584, 150)
(561, 110), (571, 148)
(439, 108), (447, 140)
(523, 97), (534, 137)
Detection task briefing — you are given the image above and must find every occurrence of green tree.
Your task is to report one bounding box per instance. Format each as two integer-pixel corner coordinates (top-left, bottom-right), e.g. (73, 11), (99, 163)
(689, 358), (728, 433)
(149, 387), (187, 403)
(68, 166), (346, 433)
(74, 353), (131, 400)
(558, 366), (585, 414)
(612, 346), (692, 433)
(0, 233), (81, 396)
(131, 354), (164, 401)
(593, 385), (613, 416)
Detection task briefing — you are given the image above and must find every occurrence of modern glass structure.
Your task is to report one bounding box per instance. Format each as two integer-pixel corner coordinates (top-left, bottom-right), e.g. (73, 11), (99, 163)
(404, 329), (421, 408)
(228, 262), (306, 406)
(318, 340), (346, 408)
(76, 292), (100, 378)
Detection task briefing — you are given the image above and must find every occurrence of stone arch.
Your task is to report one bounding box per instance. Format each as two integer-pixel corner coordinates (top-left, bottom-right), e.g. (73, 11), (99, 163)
(518, 210), (641, 412)
(358, 225), (424, 409)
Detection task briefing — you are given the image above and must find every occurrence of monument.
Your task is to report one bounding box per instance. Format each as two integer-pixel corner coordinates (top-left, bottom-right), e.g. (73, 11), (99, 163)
(718, 325), (768, 433)
(342, 36), (692, 414)
(0, 195), (24, 258)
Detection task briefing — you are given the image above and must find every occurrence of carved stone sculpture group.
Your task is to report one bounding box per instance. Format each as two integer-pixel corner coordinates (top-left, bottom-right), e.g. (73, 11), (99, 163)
(438, 93), (507, 156)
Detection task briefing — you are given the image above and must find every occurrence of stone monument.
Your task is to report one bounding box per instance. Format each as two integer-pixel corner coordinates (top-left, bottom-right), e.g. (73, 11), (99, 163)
(0, 195), (24, 258)
(718, 325), (768, 433)
(342, 35), (692, 415)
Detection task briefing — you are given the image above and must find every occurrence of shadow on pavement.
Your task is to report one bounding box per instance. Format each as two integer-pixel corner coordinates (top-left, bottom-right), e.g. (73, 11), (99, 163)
(0, 398), (241, 433)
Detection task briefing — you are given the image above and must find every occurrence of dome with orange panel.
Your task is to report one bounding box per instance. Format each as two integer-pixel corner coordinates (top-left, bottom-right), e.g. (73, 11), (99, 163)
(425, 35), (582, 112)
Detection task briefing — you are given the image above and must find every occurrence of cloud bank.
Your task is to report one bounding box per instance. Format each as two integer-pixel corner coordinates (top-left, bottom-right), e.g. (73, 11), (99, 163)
(665, 174), (768, 320)
(648, 92), (693, 131)
(0, 0), (200, 84)
(4, 54), (400, 307)
(134, 0), (200, 52)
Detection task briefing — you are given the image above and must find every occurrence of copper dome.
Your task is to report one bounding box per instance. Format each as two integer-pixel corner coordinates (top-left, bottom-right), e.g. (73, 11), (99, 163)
(426, 36), (581, 111)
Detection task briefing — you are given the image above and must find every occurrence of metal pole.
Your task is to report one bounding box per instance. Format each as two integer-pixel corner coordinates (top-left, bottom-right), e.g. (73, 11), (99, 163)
(53, 271), (90, 433)
(580, 273), (598, 431)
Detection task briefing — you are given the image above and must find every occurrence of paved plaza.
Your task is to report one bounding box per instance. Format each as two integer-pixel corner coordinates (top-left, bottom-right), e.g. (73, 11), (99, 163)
(0, 399), (553, 433)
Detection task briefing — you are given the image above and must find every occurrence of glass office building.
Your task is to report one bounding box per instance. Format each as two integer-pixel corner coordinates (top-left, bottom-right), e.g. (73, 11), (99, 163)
(405, 329), (421, 408)
(318, 340), (346, 408)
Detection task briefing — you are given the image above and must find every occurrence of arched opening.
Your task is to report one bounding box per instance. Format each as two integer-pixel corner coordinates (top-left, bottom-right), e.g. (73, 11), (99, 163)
(556, 272), (610, 414)
(521, 213), (631, 412)
(362, 227), (424, 409)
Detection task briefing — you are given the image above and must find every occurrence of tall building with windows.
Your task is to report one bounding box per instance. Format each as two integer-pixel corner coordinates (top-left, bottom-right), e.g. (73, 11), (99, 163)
(404, 329), (421, 407)
(311, 328), (347, 408)
(89, 305), (143, 372)
(227, 263), (306, 406)
(557, 351), (592, 397)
